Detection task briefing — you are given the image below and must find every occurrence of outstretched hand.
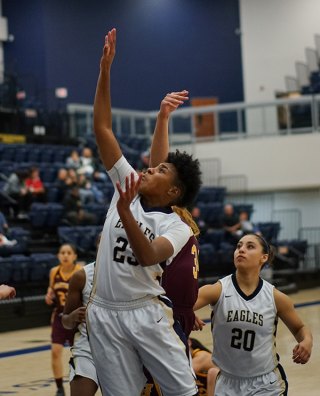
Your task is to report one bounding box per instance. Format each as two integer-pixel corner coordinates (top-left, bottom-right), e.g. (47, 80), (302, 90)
(100, 28), (117, 70)
(116, 172), (142, 212)
(159, 90), (189, 118)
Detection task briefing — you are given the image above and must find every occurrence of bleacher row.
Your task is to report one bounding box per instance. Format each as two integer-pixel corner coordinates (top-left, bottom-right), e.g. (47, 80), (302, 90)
(0, 142), (309, 295)
(0, 253), (58, 285)
(0, 226), (103, 294)
(0, 136), (149, 173)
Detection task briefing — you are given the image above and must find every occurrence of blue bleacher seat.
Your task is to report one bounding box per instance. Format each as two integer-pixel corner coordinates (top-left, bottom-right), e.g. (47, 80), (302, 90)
(198, 202), (224, 228)
(27, 148), (41, 163)
(46, 203), (64, 227)
(58, 226), (80, 247)
(29, 203), (49, 228)
(202, 229), (224, 250)
(13, 148), (28, 163)
(58, 225), (103, 253)
(233, 204), (254, 218)
(29, 253), (58, 281)
(257, 222), (281, 242)
(10, 255), (31, 283)
(0, 257), (12, 283)
(197, 187), (226, 204)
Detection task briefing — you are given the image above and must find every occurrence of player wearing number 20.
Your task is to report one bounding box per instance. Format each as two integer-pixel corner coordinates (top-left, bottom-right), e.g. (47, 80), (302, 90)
(194, 233), (313, 396)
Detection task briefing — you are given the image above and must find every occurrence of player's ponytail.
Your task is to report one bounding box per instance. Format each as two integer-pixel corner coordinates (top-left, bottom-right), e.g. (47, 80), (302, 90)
(172, 206), (200, 237)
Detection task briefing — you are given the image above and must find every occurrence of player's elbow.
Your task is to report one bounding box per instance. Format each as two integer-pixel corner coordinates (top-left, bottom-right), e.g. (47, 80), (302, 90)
(139, 258), (157, 267)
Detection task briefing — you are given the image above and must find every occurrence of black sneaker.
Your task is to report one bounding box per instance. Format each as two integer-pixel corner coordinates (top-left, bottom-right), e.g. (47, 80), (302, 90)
(55, 387), (65, 396)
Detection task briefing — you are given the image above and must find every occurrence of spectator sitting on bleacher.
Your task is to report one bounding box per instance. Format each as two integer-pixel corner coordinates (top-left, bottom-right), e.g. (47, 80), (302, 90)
(25, 166), (46, 202)
(220, 203), (241, 244)
(77, 147), (95, 177)
(136, 149), (150, 171)
(62, 186), (97, 226)
(0, 233), (17, 246)
(0, 210), (17, 246)
(235, 210), (261, 238)
(66, 149), (81, 171)
(191, 205), (208, 238)
(0, 210), (9, 234)
(77, 173), (96, 205)
(55, 168), (71, 202)
(3, 169), (33, 218)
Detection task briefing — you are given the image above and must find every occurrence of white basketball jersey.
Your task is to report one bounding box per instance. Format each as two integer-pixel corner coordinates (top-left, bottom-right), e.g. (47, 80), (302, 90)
(91, 156), (190, 302)
(212, 274), (279, 377)
(72, 262), (95, 358)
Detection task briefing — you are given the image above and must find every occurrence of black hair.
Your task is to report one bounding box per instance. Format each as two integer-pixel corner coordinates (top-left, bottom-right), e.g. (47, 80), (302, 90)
(167, 150), (202, 208)
(59, 243), (78, 255)
(189, 338), (211, 353)
(247, 233), (275, 265)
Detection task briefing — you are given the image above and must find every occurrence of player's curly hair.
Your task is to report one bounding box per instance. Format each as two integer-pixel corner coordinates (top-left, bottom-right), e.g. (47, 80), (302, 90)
(167, 149), (202, 208)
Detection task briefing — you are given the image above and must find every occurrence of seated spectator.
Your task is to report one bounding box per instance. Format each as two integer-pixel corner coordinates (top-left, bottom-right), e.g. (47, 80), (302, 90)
(3, 169), (33, 218)
(25, 166), (46, 202)
(220, 203), (241, 244)
(77, 173), (96, 204)
(77, 147), (95, 177)
(0, 210), (9, 234)
(0, 210), (17, 246)
(62, 186), (97, 225)
(235, 210), (261, 238)
(191, 206), (208, 238)
(54, 168), (79, 203)
(0, 233), (17, 247)
(137, 150), (150, 171)
(66, 149), (81, 171)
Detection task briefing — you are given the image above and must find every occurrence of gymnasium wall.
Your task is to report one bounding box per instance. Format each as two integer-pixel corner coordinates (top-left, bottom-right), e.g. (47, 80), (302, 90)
(240, 0), (320, 133)
(2, 0), (243, 110)
(180, 133), (319, 192)
(240, 0), (320, 103)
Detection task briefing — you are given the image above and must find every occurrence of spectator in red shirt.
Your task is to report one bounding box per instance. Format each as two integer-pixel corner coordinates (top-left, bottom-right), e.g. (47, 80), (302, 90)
(25, 166), (46, 202)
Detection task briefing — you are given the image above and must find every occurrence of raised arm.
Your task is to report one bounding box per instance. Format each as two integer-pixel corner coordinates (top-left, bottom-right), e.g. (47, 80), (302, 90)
(94, 28), (122, 171)
(274, 289), (313, 364)
(149, 90), (189, 167)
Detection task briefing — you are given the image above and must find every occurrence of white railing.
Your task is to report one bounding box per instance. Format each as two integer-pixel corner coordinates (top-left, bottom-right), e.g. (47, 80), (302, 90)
(67, 94), (320, 143)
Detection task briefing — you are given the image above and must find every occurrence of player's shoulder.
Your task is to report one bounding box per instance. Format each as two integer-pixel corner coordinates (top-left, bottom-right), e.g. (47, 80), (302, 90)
(50, 265), (60, 275)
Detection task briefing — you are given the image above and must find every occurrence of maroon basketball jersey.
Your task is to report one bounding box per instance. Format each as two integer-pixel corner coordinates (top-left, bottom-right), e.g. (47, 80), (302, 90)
(161, 233), (199, 336)
(51, 264), (82, 314)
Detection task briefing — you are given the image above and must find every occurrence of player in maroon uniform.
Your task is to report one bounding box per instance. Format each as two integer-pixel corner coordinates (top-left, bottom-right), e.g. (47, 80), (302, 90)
(141, 91), (204, 396)
(162, 206), (200, 338)
(45, 243), (82, 396)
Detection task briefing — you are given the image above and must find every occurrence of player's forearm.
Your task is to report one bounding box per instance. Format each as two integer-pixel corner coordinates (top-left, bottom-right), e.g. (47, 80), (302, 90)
(94, 68), (112, 136)
(294, 325), (313, 346)
(149, 112), (170, 167)
(117, 208), (159, 267)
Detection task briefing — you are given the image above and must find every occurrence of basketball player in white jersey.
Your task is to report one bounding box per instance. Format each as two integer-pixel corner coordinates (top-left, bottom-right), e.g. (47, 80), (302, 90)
(86, 28), (201, 396)
(194, 233), (313, 396)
